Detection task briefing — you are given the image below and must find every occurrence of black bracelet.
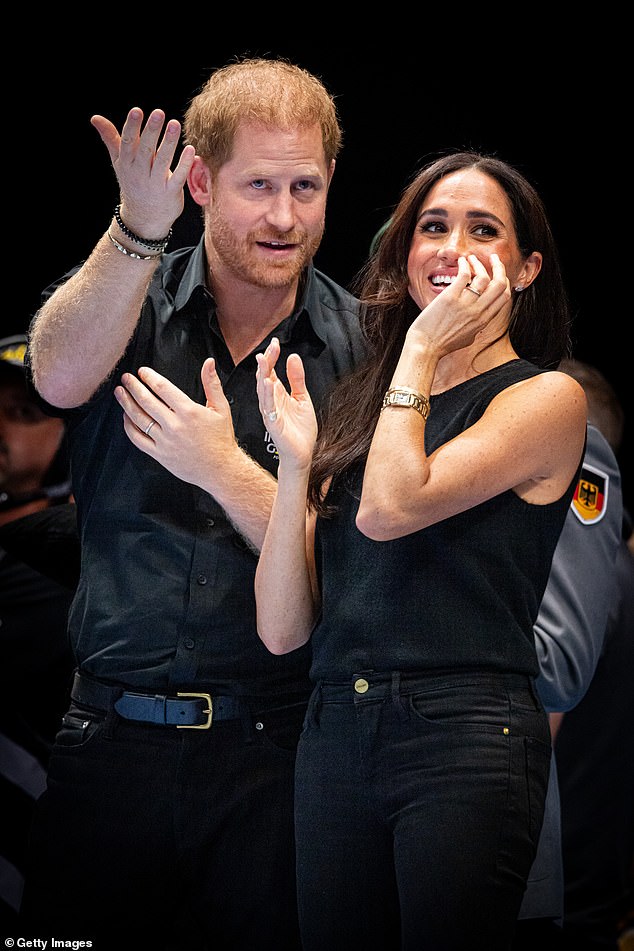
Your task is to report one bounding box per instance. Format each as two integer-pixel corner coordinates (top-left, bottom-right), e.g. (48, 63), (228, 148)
(113, 204), (172, 251)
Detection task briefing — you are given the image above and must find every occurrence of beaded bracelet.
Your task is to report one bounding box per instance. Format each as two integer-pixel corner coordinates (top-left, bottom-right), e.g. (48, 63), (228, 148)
(113, 204), (172, 251)
(107, 230), (163, 261)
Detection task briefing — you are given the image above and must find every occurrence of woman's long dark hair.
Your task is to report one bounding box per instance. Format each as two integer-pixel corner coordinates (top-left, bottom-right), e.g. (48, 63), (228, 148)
(308, 151), (572, 515)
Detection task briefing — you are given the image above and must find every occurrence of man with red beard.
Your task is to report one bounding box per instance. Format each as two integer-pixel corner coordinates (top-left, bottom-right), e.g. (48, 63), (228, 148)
(22, 58), (365, 950)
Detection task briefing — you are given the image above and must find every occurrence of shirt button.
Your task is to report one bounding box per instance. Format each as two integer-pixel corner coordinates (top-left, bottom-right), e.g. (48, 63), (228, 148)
(184, 638), (195, 650)
(354, 678), (369, 694)
(206, 518), (215, 528)
(197, 574), (207, 585)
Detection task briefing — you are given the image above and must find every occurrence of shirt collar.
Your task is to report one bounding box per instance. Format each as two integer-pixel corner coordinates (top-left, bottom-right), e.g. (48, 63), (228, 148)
(173, 237), (209, 311)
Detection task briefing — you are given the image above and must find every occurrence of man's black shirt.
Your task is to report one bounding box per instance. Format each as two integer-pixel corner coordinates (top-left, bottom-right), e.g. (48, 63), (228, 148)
(28, 239), (365, 696)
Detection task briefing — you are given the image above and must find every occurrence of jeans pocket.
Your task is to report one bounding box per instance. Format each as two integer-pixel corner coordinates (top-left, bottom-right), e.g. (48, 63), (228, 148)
(56, 709), (104, 749)
(408, 681), (510, 733)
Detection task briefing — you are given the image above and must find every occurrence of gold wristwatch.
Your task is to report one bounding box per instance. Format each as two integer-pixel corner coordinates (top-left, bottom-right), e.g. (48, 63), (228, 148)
(381, 386), (430, 420)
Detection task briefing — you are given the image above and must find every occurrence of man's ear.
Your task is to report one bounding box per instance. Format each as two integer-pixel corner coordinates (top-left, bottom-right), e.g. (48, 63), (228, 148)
(187, 156), (212, 207)
(326, 158), (336, 189)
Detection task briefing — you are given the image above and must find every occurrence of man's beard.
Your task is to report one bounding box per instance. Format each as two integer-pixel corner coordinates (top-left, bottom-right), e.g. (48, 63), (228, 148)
(207, 208), (325, 288)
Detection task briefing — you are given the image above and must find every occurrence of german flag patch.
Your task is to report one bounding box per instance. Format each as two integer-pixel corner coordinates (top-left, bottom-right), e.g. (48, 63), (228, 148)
(571, 463), (609, 525)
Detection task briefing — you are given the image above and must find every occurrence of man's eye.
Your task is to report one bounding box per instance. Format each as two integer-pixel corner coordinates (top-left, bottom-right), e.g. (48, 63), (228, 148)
(251, 180), (267, 190)
(294, 181), (314, 192)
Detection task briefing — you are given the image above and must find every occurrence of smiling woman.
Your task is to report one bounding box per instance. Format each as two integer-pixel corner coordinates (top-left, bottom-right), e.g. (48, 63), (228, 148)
(253, 150), (588, 951)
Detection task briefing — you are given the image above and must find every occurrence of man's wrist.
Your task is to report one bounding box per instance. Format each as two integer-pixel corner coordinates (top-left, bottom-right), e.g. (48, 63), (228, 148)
(113, 204), (172, 252)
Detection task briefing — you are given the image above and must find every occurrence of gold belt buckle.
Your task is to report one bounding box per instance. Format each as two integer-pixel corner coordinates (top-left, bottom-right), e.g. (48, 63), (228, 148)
(176, 692), (213, 729)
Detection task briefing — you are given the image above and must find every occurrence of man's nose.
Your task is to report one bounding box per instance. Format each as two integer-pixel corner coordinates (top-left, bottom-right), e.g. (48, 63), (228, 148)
(264, 191), (296, 232)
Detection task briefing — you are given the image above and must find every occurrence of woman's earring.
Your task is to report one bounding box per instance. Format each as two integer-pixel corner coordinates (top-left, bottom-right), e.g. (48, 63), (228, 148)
(514, 285), (524, 292)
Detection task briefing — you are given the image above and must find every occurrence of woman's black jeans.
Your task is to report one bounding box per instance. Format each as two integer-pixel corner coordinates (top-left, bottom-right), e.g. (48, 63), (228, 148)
(295, 669), (551, 951)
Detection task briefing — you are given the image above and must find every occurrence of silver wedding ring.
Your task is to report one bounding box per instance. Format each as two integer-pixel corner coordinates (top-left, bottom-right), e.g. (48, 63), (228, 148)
(266, 410), (277, 422)
(465, 285), (481, 297)
(145, 420), (156, 436)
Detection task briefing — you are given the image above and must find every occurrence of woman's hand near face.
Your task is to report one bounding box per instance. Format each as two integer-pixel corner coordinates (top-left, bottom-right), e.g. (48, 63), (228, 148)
(407, 253), (511, 358)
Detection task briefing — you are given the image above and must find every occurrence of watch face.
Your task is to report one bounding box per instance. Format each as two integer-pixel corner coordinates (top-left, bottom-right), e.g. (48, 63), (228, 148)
(392, 391), (412, 405)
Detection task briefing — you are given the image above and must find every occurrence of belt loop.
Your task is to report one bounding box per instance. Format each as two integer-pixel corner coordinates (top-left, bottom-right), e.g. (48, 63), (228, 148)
(103, 689), (120, 740)
(306, 683), (322, 728)
(391, 671), (407, 722)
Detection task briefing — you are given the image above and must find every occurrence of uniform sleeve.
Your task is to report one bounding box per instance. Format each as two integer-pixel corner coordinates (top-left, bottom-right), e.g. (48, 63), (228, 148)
(534, 425), (623, 712)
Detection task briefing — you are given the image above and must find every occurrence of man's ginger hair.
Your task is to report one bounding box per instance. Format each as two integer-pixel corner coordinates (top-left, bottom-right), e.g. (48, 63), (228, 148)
(183, 57), (342, 174)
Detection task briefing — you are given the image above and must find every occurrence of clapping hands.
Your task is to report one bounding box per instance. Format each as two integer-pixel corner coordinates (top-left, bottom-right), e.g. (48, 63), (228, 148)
(255, 337), (318, 472)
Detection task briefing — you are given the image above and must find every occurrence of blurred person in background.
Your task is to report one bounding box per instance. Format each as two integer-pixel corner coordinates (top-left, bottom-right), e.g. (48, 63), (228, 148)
(0, 333), (74, 928)
(550, 358), (633, 951)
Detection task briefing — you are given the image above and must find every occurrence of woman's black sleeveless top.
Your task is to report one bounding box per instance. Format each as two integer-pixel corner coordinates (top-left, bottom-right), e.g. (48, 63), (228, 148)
(311, 359), (580, 682)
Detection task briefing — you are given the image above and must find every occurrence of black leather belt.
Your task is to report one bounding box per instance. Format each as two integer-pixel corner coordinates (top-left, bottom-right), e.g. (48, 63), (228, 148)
(71, 672), (244, 730)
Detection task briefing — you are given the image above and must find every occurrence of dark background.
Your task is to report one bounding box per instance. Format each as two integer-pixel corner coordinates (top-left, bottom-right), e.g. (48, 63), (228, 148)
(17, 33), (630, 512)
